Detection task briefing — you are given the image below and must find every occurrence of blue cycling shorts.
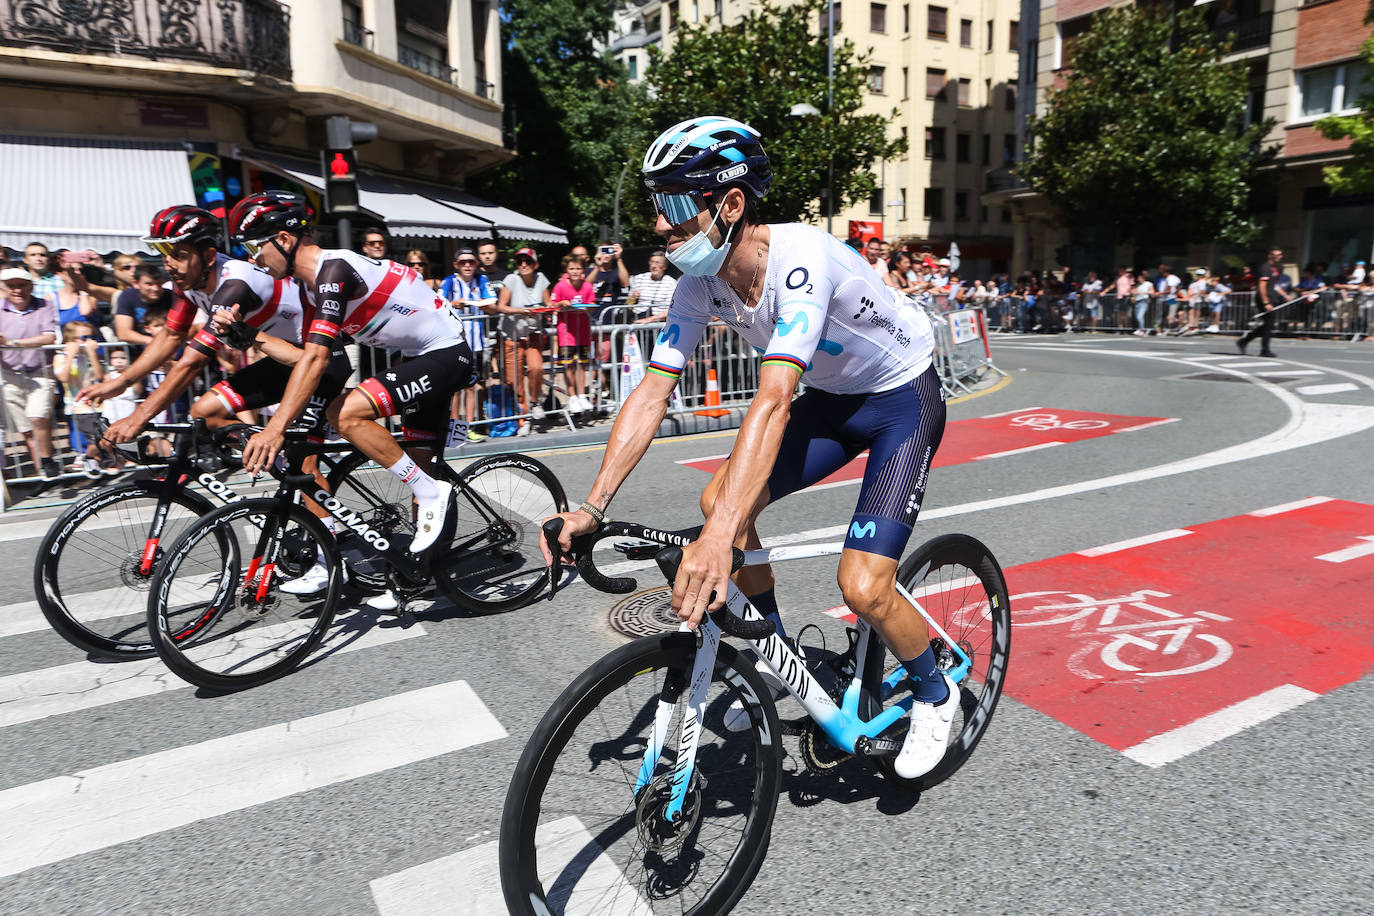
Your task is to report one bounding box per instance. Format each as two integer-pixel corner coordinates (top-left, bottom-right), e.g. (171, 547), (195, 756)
(765, 364), (946, 559)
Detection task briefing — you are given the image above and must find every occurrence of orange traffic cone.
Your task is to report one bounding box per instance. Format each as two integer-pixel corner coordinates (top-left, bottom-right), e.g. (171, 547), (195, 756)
(696, 366), (729, 418)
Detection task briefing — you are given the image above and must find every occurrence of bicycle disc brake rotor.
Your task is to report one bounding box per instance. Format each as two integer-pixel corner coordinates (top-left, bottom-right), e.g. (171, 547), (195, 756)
(119, 550), (159, 590)
(235, 589), (277, 621)
(635, 772), (704, 856)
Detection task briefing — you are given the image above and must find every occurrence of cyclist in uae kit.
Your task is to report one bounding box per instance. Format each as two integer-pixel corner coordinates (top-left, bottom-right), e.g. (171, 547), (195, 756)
(543, 117), (954, 779)
(229, 191), (474, 555)
(100, 254), (356, 595)
(78, 206), (226, 409)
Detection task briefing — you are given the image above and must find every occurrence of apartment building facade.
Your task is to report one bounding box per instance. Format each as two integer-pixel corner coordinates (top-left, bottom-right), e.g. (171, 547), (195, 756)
(610, 0), (1023, 276)
(0, 0), (562, 258)
(990, 0), (1374, 277)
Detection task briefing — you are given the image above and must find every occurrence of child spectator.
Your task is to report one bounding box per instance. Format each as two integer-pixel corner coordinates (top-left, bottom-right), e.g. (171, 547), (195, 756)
(550, 255), (596, 412)
(52, 321), (106, 476)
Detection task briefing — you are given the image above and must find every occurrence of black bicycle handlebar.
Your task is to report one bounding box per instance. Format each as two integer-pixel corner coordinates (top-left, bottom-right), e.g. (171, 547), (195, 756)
(541, 517), (775, 639)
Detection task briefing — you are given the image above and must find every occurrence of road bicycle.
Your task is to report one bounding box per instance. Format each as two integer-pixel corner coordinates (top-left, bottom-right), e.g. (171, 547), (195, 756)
(33, 420), (350, 660)
(144, 427), (566, 690)
(500, 519), (1010, 915)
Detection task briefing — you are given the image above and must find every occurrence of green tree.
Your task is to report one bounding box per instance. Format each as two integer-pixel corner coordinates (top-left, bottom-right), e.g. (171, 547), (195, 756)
(1315, 1), (1374, 193)
(639, 0), (906, 226)
(469, 0), (648, 245)
(1019, 6), (1275, 248)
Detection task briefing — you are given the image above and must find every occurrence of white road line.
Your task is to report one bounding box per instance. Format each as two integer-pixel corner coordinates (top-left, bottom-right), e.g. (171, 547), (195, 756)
(1114, 418), (1182, 433)
(1183, 355), (1234, 362)
(1248, 496), (1334, 516)
(673, 452), (729, 465)
(1297, 382), (1359, 395)
(1255, 369), (1324, 377)
(1315, 536), (1374, 563)
(1217, 360), (1273, 368)
(0, 681), (505, 879)
(1121, 684), (1320, 767)
(0, 619), (426, 729)
(0, 514), (131, 544)
(972, 441), (1066, 460)
(974, 405), (1046, 418)
(370, 816), (650, 916)
(0, 586), (134, 640)
(1076, 529), (1194, 556)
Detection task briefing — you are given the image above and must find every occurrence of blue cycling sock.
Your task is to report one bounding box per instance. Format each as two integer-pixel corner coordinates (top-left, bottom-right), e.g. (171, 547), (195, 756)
(746, 587), (785, 639)
(900, 646), (950, 704)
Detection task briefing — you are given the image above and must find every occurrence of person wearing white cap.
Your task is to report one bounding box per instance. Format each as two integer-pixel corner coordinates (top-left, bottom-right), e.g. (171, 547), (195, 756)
(0, 266), (60, 479)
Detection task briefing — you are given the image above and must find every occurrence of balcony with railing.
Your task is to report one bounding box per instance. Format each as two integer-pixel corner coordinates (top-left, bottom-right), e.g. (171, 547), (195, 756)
(342, 18), (374, 51)
(397, 44), (456, 85)
(0, 0), (291, 78)
(1214, 11), (1272, 52)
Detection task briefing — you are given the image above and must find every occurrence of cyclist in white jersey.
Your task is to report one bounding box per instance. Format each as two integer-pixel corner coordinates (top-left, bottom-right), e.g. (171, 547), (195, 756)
(229, 191), (474, 554)
(78, 205), (223, 410)
(543, 117), (954, 779)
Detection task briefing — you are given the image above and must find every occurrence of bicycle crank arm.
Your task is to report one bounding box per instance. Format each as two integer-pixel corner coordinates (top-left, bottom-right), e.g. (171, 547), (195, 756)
(854, 735), (903, 758)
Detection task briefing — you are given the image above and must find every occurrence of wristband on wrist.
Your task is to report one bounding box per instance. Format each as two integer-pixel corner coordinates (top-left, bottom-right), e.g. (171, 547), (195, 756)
(578, 501), (606, 525)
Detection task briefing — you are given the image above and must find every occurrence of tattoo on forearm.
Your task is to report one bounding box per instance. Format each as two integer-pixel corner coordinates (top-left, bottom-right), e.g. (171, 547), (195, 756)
(594, 491), (615, 510)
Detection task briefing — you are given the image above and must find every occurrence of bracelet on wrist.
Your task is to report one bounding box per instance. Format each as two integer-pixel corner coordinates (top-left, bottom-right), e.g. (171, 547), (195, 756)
(578, 502), (606, 525)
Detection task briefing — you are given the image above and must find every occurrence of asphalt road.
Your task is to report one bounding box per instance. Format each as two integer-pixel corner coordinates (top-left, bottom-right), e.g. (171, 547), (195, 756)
(1, 334), (1371, 915)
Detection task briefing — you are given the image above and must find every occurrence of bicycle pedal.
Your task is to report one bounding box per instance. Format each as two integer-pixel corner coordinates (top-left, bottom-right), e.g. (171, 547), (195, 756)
(854, 735), (902, 758)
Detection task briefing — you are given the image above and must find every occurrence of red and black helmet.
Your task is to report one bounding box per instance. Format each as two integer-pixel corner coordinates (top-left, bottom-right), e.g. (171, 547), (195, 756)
(143, 205), (222, 257)
(228, 191), (313, 245)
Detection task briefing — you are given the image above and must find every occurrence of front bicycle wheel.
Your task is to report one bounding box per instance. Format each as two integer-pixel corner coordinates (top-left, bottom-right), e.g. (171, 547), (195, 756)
(863, 533), (1011, 791)
(500, 632), (783, 916)
(434, 453), (567, 613)
(148, 498), (343, 691)
(34, 481), (219, 659)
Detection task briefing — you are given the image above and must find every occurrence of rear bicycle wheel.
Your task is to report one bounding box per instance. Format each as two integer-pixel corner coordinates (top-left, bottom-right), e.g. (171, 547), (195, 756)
(33, 481), (220, 658)
(500, 633), (783, 915)
(148, 498), (343, 691)
(862, 533), (1011, 790)
(434, 453), (567, 613)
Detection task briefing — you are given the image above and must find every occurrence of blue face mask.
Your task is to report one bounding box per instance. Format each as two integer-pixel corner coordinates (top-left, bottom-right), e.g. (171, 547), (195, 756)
(666, 206), (737, 277)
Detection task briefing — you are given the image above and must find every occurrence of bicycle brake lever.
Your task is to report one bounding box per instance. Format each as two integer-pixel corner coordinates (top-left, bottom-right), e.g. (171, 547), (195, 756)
(542, 518), (565, 601)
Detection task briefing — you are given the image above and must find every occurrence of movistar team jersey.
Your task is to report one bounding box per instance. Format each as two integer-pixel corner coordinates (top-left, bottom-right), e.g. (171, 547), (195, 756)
(188, 259), (308, 357)
(646, 223), (935, 395)
(305, 249), (462, 357)
(163, 252), (231, 334)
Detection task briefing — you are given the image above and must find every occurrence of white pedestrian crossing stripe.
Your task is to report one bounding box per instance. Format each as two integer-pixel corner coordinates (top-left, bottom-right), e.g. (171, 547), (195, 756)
(0, 681), (505, 879)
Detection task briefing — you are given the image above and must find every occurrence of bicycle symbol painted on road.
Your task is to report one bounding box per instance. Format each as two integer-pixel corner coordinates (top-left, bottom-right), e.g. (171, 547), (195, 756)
(1011, 588), (1234, 679)
(1008, 413), (1111, 431)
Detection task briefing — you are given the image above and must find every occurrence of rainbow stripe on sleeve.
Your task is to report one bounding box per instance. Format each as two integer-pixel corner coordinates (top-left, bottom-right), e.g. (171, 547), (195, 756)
(647, 360), (683, 380)
(761, 353), (807, 374)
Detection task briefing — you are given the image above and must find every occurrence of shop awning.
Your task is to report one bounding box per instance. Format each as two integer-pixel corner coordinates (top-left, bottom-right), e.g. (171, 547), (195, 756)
(243, 151), (565, 243)
(244, 152), (494, 240)
(0, 135), (198, 254)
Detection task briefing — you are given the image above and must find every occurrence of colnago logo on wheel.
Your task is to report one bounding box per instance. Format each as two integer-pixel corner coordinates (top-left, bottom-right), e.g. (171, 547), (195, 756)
(1012, 587), (1233, 679)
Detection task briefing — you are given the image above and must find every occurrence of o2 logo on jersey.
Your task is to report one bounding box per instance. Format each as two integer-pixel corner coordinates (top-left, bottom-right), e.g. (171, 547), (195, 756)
(785, 268), (813, 294)
(776, 313), (809, 337)
(657, 324), (681, 346)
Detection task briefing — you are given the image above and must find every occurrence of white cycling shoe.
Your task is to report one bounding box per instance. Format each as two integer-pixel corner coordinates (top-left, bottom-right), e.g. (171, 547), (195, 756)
(893, 674), (960, 780)
(409, 482), (454, 555)
(723, 657), (787, 733)
(279, 560), (343, 596)
(364, 589), (399, 611)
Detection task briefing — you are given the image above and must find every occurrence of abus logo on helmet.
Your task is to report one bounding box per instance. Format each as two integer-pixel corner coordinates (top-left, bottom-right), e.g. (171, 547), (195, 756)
(717, 164), (749, 183)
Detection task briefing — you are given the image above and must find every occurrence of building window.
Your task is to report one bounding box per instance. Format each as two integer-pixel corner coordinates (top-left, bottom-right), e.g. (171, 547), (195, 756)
(955, 190), (968, 220)
(669, 1), (678, 30)
(981, 134), (990, 165)
(1009, 19), (1019, 51)
(1056, 14), (1094, 68)
(1003, 133), (1016, 163)
(870, 186), (885, 216)
(1296, 62), (1370, 119)
(627, 55), (638, 79)
(956, 132), (971, 162)
(980, 204), (989, 222)
(928, 5), (946, 39)
(925, 127), (946, 159)
(924, 187), (944, 219)
(715, 0), (723, 17)
(829, 1), (842, 33)
(960, 18), (972, 47)
(868, 66), (886, 93)
(1006, 79), (1017, 110)
(957, 78), (970, 106)
(1001, 207), (1011, 224)
(903, 2), (909, 32)
(871, 2), (886, 32)
(901, 66), (909, 98)
(986, 18), (994, 50)
(926, 67), (946, 100)
(899, 188), (907, 218)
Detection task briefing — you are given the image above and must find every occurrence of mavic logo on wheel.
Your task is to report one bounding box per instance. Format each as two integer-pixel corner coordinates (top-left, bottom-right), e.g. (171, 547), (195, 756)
(849, 521), (876, 539)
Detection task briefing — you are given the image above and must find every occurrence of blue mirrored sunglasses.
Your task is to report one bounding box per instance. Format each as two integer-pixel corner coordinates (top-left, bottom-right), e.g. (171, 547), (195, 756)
(651, 191), (707, 226)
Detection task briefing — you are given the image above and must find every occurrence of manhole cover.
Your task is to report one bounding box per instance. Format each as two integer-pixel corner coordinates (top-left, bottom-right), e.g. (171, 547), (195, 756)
(1175, 372), (1251, 383)
(609, 586), (679, 638)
